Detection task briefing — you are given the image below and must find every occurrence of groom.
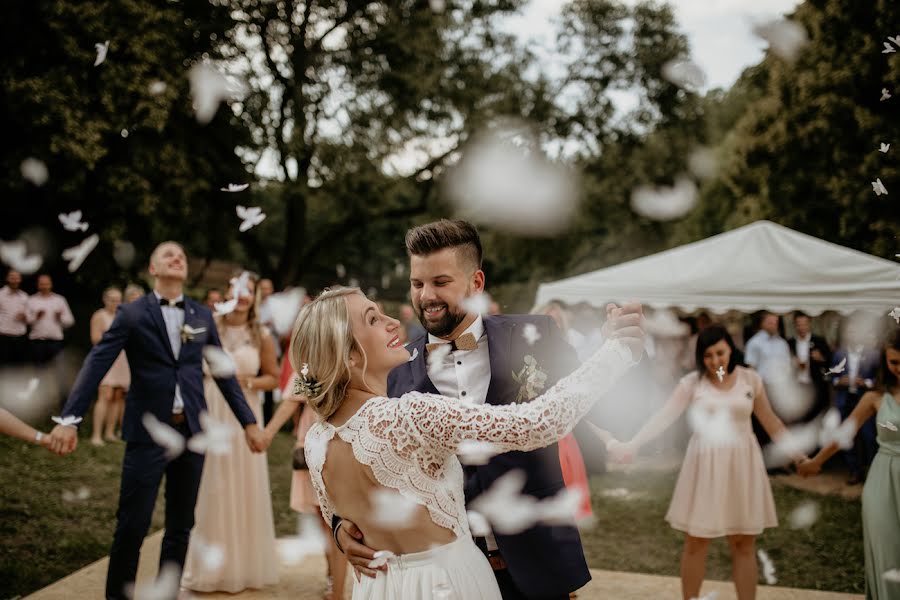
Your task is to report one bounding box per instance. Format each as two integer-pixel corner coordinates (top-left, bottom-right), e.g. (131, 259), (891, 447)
(49, 241), (265, 600)
(336, 220), (599, 599)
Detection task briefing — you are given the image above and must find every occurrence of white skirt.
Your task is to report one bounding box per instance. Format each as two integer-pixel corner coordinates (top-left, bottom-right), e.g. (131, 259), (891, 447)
(352, 536), (501, 600)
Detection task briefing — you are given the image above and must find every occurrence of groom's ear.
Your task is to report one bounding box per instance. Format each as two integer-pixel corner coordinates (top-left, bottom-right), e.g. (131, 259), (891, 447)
(471, 269), (485, 293)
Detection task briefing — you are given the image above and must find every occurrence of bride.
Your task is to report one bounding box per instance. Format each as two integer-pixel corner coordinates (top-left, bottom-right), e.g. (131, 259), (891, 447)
(291, 288), (643, 599)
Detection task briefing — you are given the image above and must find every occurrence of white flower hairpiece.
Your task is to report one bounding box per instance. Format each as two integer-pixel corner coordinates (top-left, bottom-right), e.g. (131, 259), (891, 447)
(293, 363), (322, 397)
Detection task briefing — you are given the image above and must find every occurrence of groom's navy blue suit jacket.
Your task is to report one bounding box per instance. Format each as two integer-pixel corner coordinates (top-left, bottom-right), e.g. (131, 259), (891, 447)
(62, 294), (256, 442)
(388, 314), (592, 598)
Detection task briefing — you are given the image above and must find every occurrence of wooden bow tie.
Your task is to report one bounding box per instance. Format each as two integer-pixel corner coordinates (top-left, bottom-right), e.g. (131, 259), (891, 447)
(425, 332), (479, 353)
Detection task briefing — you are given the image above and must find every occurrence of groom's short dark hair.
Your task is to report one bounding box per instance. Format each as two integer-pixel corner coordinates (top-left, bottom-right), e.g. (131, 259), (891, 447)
(405, 219), (483, 271)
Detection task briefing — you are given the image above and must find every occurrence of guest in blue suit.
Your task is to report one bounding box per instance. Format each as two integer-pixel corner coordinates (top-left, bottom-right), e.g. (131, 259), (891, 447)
(48, 241), (265, 600)
(831, 321), (882, 485)
(335, 220), (596, 599)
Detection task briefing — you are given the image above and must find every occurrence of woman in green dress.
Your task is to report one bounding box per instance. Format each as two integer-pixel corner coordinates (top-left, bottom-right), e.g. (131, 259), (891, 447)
(799, 328), (900, 599)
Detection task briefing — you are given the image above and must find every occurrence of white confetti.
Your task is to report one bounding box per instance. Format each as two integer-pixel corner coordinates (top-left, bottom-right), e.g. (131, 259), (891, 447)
(229, 271), (252, 300)
(58, 211), (89, 232)
(752, 19), (808, 62)
(878, 420), (898, 432)
(689, 592), (719, 600)
(368, 550), (396, 569)
(890, 35), (900, 47)
(883, 568), (900, 583)
(765, 421), (818, 468)
(889, 307), (900, 324)
(631, 177), (697, 221)
(407, 347), (419, 362)
(20, 158), (49, 186)
(126, 561), (180, 600)
(189, 64), (247, 125)
(426, 343), (452, 380)
(460, 293), (491, 317)
(881, 88), (892, 102)
(457, 440), (500, 466)
(522, 323), (541, 346)
(687, 147), (719, 180)
(662, 58), (707, 91)
(466, 510), (491, 537)
(824, 357), (847, 375)
(819, 408), (857, 450)
(278, 514), (327, 565)
(335, 263), (346, 279)
(715, 366), (725, 382)
(190, 535), (225, 572)
(0, 240), (42, 274)
(16, 377), (40, 401)
(187, 411), (234, 455)
(787, 500), (820, 529)
(148, 80), (167, 95)
(62, 486), (91, 502)
(757, 549), (777, 584)
(880, 143), (891, 153)
(428, 0), (446, 13)
(113, 240), (136, 269)
(370, 488), (420, 529)
(445, 121), (579, 236)
(470, 470), (580, 535)
(236, 205), (266, 232)
(94, 40), (109, 67)
(686, 404), (739, 447)
(141, 413), (185, 459)
(265, 287), (306, 337)
(883, 41), (897, 54)
(203, 346), (236, 378)
(872, 178), (889, 195)
(61, 234), (99, 272)
(214, 298), (238, 316)
(51, 415), (82, 427)
(220, 183), (249, 193)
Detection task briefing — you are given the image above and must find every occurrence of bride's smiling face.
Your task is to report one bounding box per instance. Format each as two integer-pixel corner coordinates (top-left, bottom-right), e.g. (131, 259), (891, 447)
(346, 293), (410, 375)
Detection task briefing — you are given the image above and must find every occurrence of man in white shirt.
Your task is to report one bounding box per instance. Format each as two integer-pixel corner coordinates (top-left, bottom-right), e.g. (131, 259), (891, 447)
(744, 312), (792, 384)
(0, 269), (29, 365)
(787, 312), (833, 422)
(26, 273), (74, 364)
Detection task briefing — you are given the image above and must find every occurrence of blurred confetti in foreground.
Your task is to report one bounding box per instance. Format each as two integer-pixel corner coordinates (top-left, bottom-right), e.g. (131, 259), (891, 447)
(20, 158), (48, 186)
(189, 64), (247, 125)
(631, 177), (697, 221)
(752, 18), (808, 62)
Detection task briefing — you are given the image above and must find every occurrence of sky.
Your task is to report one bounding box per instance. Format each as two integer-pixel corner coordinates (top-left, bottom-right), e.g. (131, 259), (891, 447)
(505, 0), (804, 91)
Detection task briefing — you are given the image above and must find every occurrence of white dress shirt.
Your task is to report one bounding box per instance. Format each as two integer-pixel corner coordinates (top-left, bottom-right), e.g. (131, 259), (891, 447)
(744, 330), (792, 384)
(0, 286), (28, 336)
(26, 293), (75, 340)
(794, 334), (812, 384)
(426, 315), (496, 549)
(153, 291), (185, 414)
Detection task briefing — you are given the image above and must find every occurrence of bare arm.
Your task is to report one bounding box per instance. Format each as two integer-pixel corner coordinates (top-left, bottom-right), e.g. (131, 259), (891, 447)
(89, 311), (105, 345)
(0, 409), (59, 454)
(244, 331), (279, 392)
(262, 374), (303, 441)
(629, 376), (694, 449)
(804, 392), (880, 472)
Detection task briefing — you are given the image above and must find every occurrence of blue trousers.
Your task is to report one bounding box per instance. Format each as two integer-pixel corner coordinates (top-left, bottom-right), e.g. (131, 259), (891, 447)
(105, 422), (204, 600)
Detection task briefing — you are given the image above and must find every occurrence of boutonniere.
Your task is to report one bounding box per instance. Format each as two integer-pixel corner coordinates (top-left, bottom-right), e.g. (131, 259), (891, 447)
(181, 324), (206, 344)
(511, 355), (548, 403)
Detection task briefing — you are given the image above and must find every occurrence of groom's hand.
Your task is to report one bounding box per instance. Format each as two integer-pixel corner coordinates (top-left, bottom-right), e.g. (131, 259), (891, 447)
(243, 424), (266, 453)
(337, 520), (385, 578)
(603, 302), (644, 360)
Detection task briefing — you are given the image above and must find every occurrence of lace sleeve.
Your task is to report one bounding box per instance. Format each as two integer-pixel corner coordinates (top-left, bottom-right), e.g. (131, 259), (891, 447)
(303, 424), (336, 526)
(395, 339), (636, 456)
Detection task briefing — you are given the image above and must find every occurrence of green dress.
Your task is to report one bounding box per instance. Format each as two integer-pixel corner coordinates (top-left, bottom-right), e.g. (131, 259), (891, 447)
(862, 391), (900, 599)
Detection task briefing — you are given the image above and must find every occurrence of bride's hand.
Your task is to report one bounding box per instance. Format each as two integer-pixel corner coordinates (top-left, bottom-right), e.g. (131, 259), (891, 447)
(603, 302), (644, 360)
(606, 439), (636, 464)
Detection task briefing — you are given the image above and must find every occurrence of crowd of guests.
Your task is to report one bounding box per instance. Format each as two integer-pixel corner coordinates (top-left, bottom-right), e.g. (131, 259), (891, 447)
(2, 253), (897, 599)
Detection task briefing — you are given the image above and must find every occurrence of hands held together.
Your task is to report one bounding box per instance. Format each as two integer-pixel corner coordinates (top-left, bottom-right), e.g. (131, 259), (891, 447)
(46, 425), (78, 456)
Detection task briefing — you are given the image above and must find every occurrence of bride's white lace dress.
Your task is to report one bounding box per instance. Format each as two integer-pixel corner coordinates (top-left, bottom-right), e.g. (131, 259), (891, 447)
(305, 339), (635, 599)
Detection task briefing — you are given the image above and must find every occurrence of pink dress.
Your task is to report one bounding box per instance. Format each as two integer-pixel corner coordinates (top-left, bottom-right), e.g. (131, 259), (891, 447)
(182, 323), (278, 592)
(95, 310), (130, 389)
(665, 367), (778, 538)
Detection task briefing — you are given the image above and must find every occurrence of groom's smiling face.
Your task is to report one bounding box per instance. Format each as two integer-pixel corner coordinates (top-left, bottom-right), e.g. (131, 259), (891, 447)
(409, 247), (485, 339)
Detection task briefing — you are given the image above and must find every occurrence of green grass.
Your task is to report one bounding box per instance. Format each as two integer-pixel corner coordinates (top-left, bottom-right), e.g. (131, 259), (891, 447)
(1, 431), (865, 598)
(580, 470), (865, 594)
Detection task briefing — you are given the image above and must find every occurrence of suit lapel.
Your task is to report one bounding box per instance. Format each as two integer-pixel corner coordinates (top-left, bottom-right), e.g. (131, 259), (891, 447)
(484, 316), (515, 406)
(408, 335), (439, 394)
(146, 294), (176, 361)
(178, 300), (201, 361)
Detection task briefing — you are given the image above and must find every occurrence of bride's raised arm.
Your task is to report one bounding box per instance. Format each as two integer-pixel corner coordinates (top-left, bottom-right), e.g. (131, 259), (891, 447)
(392, 337), (638, 456)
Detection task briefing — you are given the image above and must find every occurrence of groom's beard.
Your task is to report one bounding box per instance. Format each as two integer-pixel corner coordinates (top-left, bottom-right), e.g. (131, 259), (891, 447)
(417, 301), (467, 338)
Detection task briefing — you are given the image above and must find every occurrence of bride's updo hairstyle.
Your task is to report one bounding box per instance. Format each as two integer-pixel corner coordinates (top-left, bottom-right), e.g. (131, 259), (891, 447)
(289, 287), (366, 421)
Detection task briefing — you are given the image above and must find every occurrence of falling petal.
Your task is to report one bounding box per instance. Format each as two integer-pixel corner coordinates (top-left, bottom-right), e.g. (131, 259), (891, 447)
(20, 158), (49, 186)
(189, 64), (247, 125)
(662, 59), (706, 91)
(141, 413), (185, 459)
(521, 323), (541, 346)
(889, 308), (900, 324)
(881, 88), (892, 102)
(752, 19), (808, 61)
(458, 440), (500, 465)
(187, 410), (234, 455)
(883, 41), (897, 54)
(787, 500), (820, 529)
(51, 415), (83, 427)
(94, 40), (109, 67)
(631, 177), (697, 221)
(266, 288), (307, 337)
(428, 0), (446, 13)
(688, 147), (719, 180)
(236, 205), (266, 232)
(370, 489), (420, 529)
(58, 211), (89, 232)
(884, 568), (900, 582)
(466, 510), (491, 537)
(757, 549), (777, 584)
(148, 80), (167, 95)
(461, 293), (491, 317)
(61, 234), (99, 272)
(16, 377), (40, 401)
(336, 263), (346, 279)
(126, 561), (180, 600)
(203, 346), (236, 378)
(880, 143), (891, 153)
(878, 420), (898, 432)
(824, 357), (847, 375)
(220, 183), (249, 192)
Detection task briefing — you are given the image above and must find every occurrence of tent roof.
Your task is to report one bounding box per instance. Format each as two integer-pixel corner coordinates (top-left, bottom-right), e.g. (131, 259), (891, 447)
(533, 220), (900, 316)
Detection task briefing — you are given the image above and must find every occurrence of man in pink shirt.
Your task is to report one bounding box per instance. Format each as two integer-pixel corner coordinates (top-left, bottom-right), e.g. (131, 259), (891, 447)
(0, 269), (29, 365)
(26, 274), (74, 364)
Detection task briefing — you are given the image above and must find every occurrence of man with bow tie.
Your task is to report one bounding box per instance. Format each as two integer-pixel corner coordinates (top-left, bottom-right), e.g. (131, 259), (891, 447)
(48, 241), (266, 600)
(334, 220), (620, 599)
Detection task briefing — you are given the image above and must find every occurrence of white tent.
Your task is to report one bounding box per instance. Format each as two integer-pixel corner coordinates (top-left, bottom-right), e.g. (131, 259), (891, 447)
(533, 220), (900, 316)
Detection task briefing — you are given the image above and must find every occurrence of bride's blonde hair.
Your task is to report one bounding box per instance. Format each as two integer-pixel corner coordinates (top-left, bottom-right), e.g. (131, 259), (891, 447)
(289, 287), (366, 420)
